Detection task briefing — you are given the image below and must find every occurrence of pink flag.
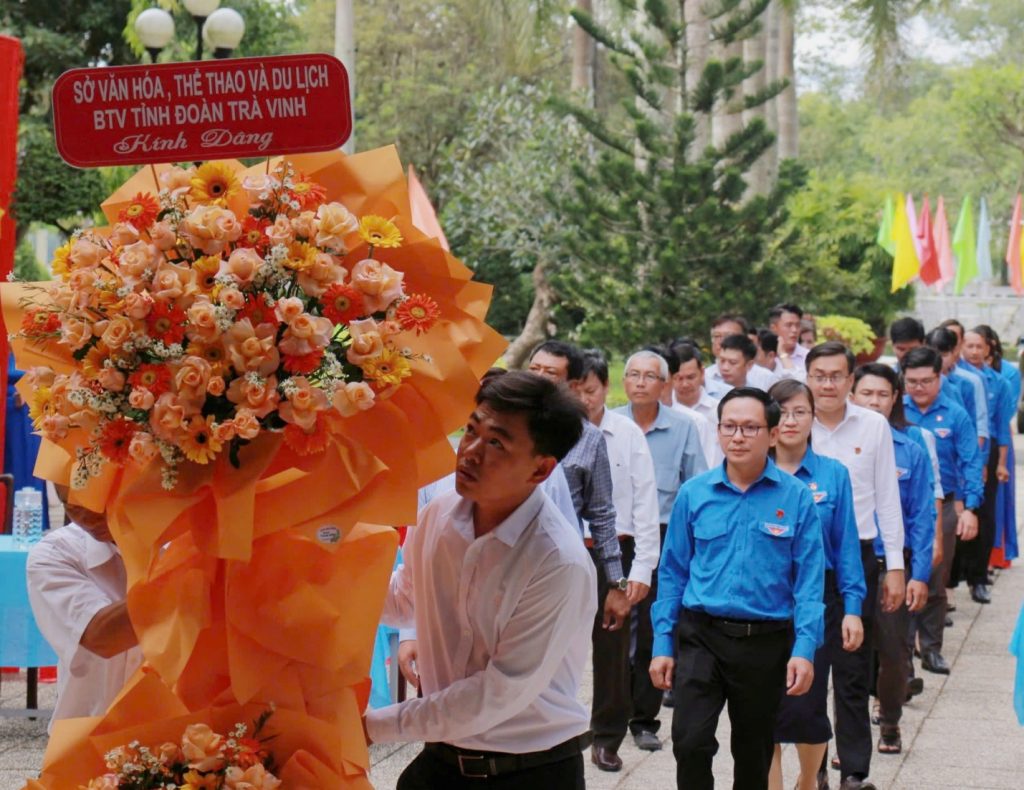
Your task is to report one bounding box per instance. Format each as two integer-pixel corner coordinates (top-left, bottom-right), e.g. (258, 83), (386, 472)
(934, 196), (955, 289)
(407, 164), (449, 251)
(918, 196), (941, 286)
(1007, 194), (1023, 295)
(906, 193), (923, 263)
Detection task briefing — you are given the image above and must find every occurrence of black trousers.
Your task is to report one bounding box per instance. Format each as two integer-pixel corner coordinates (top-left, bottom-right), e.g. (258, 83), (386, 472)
(396, 746), (585, 790)
(630, 523), (668, 736)
(914, 497), (957, 655)
(827, 540), (879, 781)
(670, 610), (791, 790)
(962, 444), (999, 586)
(591, 536), (635, 750)
(873, 555), (911, 727)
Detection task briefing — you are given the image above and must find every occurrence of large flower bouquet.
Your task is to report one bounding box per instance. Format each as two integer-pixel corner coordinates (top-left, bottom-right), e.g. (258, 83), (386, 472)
(14, 159), (441, 491)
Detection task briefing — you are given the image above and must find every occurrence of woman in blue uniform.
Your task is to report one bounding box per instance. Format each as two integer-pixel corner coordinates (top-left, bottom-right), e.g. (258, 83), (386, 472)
(768, 379), (866, 790)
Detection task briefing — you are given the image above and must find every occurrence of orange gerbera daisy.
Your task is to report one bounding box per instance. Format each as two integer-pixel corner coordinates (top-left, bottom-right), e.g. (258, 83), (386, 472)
(361, 347), (412, 388)
(358, 215), (403, 248)
(193, 255), (221, 291)
(282, 349), (324, 375)
(289, 173), (327, 210)
(190, 162), (240, 206)
(180, 415), (223, 464)
(395, 294), (441, 335)
(117, 192), (160, 230)
(237, 294), (276, 327)
(283, 413), (331, 455)
(99, 418), (138, 463)
(145, 302), (187, 345)
(186, 340), (228, 375)
(320, 283), (365, 324)
(128, 363), (172, 396)
(237, 216), (270, 253)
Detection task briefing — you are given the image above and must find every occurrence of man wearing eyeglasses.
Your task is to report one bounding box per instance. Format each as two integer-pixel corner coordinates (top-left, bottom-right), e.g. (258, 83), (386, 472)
(648, 387), (825, 790)
(615, 350), (707, 752)
(902, 346), (982, 676)
(806, 342), (905, 790)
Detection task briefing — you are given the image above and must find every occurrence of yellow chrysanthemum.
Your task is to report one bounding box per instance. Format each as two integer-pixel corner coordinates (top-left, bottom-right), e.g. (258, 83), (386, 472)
(360, 347), (412, 388)
(190, 161), (240, 206)
(282, 241), (318, 272)
(357, 215), (403, 249)
(193, 255), (221, 291)
(28, 387), (52, 426)
(180, 415), (223, 464)
(51, 242), (72, 280)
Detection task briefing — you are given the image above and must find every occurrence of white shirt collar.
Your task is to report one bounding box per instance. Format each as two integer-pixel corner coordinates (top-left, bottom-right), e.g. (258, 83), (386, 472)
(451, 486), (547, 548)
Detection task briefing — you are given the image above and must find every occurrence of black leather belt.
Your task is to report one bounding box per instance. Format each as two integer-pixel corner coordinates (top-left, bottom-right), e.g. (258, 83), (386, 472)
(685, 609), (791, 638)
(425, 732), (593, 778)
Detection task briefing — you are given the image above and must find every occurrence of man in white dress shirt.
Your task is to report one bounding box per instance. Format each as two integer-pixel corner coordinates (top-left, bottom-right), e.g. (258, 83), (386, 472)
(26, 489), (142, 729)
(365, 371), (598, 788)
(806, 342), (906, 790)
(577, 351), (661, 772)
(769, 303), (809, 378)
(705, 314), (777, 393)
(669, 342), (721, 431)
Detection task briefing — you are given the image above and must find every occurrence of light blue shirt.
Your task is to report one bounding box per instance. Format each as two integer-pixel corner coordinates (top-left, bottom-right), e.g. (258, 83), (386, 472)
(653, 459), (825, 661)
(874, 426), (935, 584)
(952, 363), (989, 440)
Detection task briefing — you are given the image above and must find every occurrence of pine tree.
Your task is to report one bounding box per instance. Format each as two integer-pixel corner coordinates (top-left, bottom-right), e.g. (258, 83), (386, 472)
(551, 0), (805, 353)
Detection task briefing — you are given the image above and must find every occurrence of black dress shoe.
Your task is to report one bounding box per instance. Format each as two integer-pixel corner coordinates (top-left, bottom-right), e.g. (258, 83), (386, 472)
(662, 688), (675, 708)
(839, 777), (877, 790)
(944, 615), (953, 627)
(591, 746), (622, 772)
(907, 676), (924, 698)
(921, 650), (951, 674)
(971, 584), (992, 604)
(633, 730), (662, 751)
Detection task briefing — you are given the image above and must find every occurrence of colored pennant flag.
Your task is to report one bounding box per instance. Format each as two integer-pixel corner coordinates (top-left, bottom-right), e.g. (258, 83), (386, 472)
(917, 196), (941, 286)
(877, 194), (896, 256)
(1007, 194), (1023, 295)
(906, 194), (923, 261)
(891, 193), (921, 292)
(934, 196), (955, 289)
(953, 195), (978, 294)
(976, 196), (993, 280)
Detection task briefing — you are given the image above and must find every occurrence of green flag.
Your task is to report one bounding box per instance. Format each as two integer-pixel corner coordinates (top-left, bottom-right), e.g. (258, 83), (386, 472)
(953, 195), (977, 294)
(877, 194), (896, 256)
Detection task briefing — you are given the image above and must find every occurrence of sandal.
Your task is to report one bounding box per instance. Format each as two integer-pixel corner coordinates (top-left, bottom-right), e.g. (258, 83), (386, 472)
(878, 725), (902, 754)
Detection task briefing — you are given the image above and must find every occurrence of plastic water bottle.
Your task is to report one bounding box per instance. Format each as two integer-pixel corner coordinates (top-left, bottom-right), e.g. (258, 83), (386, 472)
(13, 487), (43, 548)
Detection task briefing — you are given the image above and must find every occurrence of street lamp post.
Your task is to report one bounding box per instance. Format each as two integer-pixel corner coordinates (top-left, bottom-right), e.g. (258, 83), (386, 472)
(134, 1), (245, 63)
(183, 0), (221, 61)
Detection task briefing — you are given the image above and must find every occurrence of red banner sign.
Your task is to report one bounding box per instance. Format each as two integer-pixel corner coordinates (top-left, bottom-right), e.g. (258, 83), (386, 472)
(52, 54), (351, 168)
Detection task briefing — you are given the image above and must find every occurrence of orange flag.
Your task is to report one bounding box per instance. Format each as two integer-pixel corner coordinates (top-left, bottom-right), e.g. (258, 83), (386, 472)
(918, 196), (941, 286)
(1007, 194), (1023, 295)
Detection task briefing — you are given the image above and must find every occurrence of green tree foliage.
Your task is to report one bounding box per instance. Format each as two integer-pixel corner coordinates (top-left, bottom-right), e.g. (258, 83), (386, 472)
(13, 238), (50, 282)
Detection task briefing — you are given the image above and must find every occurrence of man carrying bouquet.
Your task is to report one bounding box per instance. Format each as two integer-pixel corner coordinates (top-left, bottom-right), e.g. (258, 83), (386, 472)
(365, 371), (597, 788)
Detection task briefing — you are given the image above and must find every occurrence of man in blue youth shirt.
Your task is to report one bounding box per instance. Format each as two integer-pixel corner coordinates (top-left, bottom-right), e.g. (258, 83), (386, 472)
(902, 347), (982, 675)
(649, 388), (825, 790)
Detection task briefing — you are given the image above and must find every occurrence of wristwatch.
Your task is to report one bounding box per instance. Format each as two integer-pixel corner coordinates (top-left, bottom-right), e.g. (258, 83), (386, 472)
(611, 577), (629, 591)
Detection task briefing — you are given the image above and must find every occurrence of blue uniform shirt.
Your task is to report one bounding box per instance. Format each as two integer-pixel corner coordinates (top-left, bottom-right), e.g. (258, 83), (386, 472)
(873, 427), (935, 583)
(652, 459), (825, 662)
(789, 448), (865, 617)
(903, 392), (983, 509)
(952, 363), (989, 440)
(961, 360), (1012, 448)
(615, 402), (707, 524)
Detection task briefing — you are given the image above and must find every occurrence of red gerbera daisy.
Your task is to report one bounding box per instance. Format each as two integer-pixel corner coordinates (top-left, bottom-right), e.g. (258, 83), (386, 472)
(288, 173), (327, 210)
(283, 413), (331, 456)
(145, 302), (187, 346)
(282, 349), (325, 375)
(99, 418), (138, 463)
(128, 363), (172, 396)
(320, 283), (365, 325)
(237, 294), (277, 328)
(237, 215), (271, 253)
(395, 293), (441, 335)
(118, 192), (160, 230)
(20, 309), (62, 339)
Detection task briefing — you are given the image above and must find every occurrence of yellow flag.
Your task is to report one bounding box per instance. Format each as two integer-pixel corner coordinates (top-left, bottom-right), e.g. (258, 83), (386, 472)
(891, 193), (921, 292)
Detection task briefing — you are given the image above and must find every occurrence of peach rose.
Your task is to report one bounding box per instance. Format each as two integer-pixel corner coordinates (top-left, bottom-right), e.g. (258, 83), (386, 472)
(161, 165), (196, 196)
(61, 318), (93, 351)
(24, 367), (55, 390)
(181, 205), (241, 255)
(220, 247), (263, 287)
(128, 431), (159, 465)
(128, 387), (155, 410)
(118, 240), (159, 281)
(316, 202), (359, 250)
(213, 421), (237, 442)
(218, 286), (246, 311)
(207, 376), (225, 397)
(332, 381), (376, 417)
(226, 375), (280, 419)
(122, 291), (154, 319)
(39, 413), (71, 440)
(297, 252), (345, 297)
(278, 377), (328, 432)
(290, 210), (317, 239)
(280, 313), (333, 357)
(150, 392), (189, 442)
(69, 238), (106, 269)
(265, 214), (294, 246)
(274, 296), (305, 324)
(84, 774), (120, 790)
(110, 222), (140, 247)
(187, 298), (221, 343)
(156, 741), (182, 766)
(175, 356), (212, 407)
(350, 258), (404, 312)
(231, 407), (262, 440)
(224, 320), (280, 376)
(96, 367), (126, 392)
(149, 220), (178, 251)
(68, 267), (97, 294)
(241, 172), (278, 201)
(181, 722), (225, 772)
(345, 318), (385, 365)
(224, 763), (281, 790)
(100, 316), (134, 350)
(151, 260), (191, 303)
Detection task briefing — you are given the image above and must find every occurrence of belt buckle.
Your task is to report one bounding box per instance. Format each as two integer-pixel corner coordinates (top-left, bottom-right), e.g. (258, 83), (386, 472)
(457, 754), (492, 778)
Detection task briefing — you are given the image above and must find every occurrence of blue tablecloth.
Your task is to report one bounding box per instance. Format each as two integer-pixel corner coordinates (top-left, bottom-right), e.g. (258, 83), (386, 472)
(0, 535), (58, 666)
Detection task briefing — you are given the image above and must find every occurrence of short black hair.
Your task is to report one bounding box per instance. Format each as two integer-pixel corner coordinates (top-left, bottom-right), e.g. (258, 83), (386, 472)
(711, 313), (753, 334)
(901, 346), (941, 373)
(757, 328), (778, 355)
(476, 370), (585, 461)
(890, 317), (925, 344)
(768, 303), (803, 323)
(529, 340), (584, 381)
(806, 341), (856, 374)
(925, 327), (957, 354)
(581, 349), (609, 386)
(718, 386), (781, 429)
(721, 333), (757, 361)
(670, 341), (704, 368)
(853, 363), (908, 429)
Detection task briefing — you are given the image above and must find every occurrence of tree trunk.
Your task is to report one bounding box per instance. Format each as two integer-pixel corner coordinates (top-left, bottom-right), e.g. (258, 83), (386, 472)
(571, 0), (596, 105)
(776, 1), (798, 160)
(711, 38), (744, 148)
(504, 259), (557, 369)
(743, 9), (769, 196)
(684, 0), (711, 155)
(764, 0), (781, 181)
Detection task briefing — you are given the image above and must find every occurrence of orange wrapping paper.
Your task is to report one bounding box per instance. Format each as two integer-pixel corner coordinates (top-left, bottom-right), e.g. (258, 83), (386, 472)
(2, 146), (507, 788)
